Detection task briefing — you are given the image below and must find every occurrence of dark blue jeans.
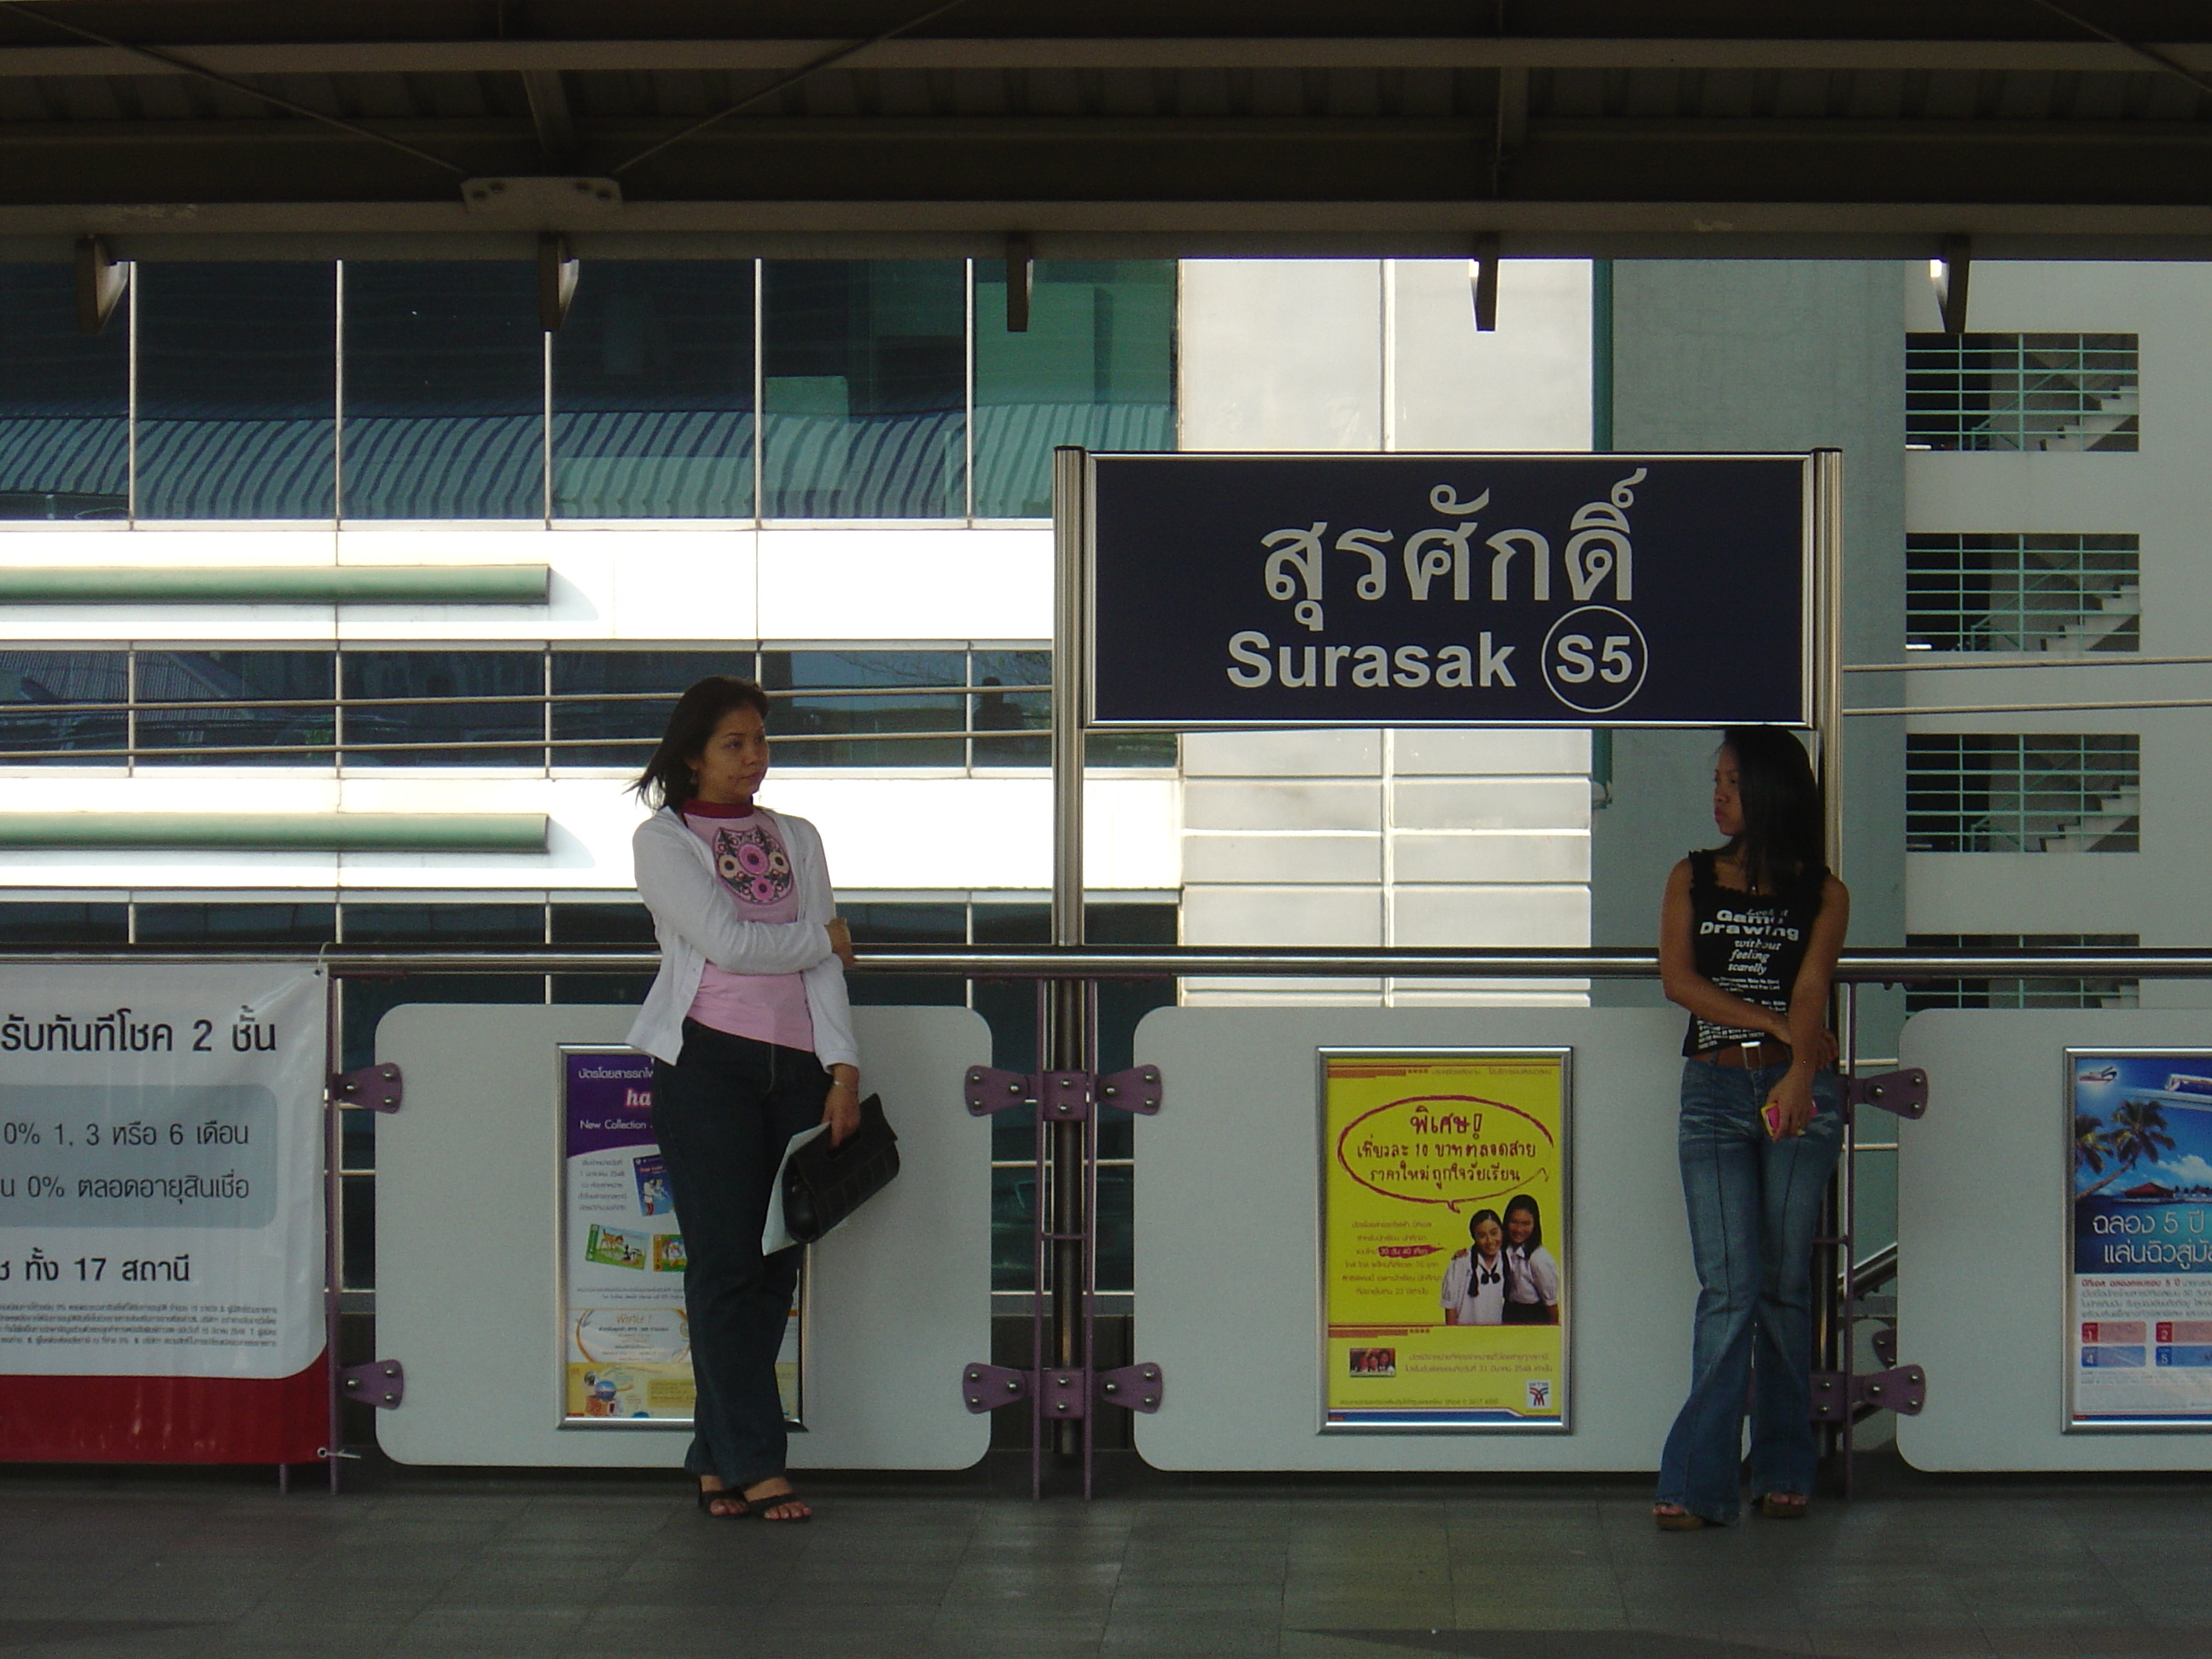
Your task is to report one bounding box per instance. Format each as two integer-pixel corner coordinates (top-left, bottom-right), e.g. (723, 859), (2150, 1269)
(651, 1020), (828, 1488)
(1656, 1058), (1844, 1524)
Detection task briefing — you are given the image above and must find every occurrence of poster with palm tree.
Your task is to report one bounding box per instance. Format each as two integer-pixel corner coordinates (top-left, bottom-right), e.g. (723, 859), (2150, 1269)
(2068, 1050), (2212, 1428)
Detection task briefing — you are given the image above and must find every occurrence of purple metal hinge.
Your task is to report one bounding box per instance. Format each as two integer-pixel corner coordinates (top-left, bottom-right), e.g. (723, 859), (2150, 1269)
(963, 1065), (1164, 1121)
(961, 1363), (1030, 1412)
(1845, 1068), (1928, 1120)
(1809, 1363), (1925, 1422)
(1095, 1362), (1165, 1412)
(1872, 1326), (1899, 1367)
(332, 1063), (403, 1114)
(341, 1359), (405, 1408)
(959, 1361), (1165, 1417)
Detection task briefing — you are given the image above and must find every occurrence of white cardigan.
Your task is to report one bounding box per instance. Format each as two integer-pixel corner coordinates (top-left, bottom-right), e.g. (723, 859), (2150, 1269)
(626, 802), (859, 1071)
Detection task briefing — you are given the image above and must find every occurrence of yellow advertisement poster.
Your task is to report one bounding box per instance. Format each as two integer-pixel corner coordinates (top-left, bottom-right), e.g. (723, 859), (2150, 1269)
(1322, 1049), (1569, 1430)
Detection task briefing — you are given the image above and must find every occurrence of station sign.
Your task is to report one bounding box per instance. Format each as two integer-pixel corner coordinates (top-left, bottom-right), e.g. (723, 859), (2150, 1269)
(1088, 452), (1810, 729)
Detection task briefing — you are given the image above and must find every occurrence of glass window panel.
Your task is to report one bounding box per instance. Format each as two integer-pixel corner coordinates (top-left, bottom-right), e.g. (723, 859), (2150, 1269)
(990, 1163), (1038, 1293)
(974, 260), (1176, 516)
(137, 650), (335, 765)
(975, 901), (1050, 1156)
(841, 901), (966, 1009)
(135, 903), (335, 944)
(341, 651), (542, 766)
(0, 265), (127, 519)
(136, 263), (336, 519)
(761, 261), (963, 518)
(342, 263), (543, 519)
(759, 649), (963, 767)
(969, 648), (1049, 766)
(342, 903), (543, 943)
(340, 972), (544, 1073)
(341, 1173), (375, 1290)
(550, 902), (656, 944)
(0, 649), (127, 763)
(549, 899), (659, 1004)
(0, 901), (128, 943)
(552, 649), (756, 768)
(553, 262), (754, 519)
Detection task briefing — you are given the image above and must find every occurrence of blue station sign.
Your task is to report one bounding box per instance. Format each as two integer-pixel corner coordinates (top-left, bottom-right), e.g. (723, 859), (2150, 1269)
(1087, 453), (1810, 729)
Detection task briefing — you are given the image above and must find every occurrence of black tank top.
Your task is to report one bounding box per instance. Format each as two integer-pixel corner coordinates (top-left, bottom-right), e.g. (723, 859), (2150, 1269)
(1681, 849), (1828, 1057)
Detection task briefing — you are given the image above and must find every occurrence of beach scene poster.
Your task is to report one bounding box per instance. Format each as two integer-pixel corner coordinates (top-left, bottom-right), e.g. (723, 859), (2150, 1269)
(2068, 1050), (2212, 1428)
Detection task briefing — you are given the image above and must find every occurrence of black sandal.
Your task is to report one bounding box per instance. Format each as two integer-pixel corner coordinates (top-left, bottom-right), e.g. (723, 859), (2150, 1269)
(696, 1482), (748, 1519)
(739, 1482), (812, 1522)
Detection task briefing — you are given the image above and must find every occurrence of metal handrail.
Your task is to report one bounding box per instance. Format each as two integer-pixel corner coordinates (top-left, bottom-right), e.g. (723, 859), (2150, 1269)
(0, 944), (2197, 979)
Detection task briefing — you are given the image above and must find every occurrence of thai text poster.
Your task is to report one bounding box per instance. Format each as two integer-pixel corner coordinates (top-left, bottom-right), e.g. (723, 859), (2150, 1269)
(2068, 1050), (2212, 1428)
(561, 1048), (800, 1425)
(0, 965), (327, 1463)
(1322, 1049), (1568, 1430)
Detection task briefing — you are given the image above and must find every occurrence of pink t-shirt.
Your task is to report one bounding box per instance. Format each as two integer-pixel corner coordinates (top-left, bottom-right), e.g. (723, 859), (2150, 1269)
(680, 801), (817, 1053)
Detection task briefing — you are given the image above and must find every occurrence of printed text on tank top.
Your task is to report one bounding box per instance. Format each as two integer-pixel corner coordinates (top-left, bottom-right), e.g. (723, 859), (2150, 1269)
(1682, 848), (1824, 1058)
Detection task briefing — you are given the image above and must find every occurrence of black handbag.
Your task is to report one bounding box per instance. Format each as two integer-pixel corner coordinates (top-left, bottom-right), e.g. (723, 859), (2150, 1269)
(781, 1093), (899, 1244)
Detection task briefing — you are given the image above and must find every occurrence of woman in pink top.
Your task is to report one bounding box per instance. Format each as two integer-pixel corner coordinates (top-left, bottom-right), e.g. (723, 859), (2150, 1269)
(629, 676), (859, 1522)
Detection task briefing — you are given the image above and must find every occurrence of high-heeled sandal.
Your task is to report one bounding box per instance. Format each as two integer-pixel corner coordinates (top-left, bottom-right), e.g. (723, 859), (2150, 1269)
(1652, 1502), (1706, 1531)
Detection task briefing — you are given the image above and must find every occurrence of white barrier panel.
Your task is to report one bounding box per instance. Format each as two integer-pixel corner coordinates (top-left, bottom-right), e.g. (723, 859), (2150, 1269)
(1134, 1007), (1694, 1471)
(1899, 1010), (2212, 1470)
(375, 1004), (992, 1470)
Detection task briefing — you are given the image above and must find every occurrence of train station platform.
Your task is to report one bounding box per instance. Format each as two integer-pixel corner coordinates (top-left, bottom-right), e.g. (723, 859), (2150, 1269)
(2, 1449), (2206, 1659)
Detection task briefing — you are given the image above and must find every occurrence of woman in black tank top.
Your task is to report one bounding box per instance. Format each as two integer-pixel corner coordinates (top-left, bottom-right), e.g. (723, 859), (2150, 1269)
(1650, 727), (1850, 1531)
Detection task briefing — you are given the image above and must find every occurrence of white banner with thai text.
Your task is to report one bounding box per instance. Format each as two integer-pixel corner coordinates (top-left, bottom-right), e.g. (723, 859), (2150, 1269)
(0, 965), (325, 1377)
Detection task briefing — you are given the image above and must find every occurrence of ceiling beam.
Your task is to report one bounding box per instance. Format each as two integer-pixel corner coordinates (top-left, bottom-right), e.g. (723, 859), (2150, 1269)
(0, 37), (2207, 79)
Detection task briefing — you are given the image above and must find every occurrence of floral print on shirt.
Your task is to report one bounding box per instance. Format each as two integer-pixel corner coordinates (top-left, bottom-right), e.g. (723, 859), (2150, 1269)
(711, 823), (795, 907)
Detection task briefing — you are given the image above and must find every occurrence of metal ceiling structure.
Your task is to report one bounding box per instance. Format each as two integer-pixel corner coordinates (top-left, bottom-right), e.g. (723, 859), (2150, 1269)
(0, 2), (2205, 259)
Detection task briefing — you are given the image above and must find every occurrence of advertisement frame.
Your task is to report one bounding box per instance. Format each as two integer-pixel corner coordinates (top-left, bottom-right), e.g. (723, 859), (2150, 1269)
(553, 1043), (810, 1435)
(2064, 1045), (2212, 1435)
(1313, 1045), (1573, 1435)
(1085, 451), (1817, 732)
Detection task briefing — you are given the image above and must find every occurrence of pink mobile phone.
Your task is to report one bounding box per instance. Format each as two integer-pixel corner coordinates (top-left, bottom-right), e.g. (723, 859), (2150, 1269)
(1761, 1103), (1784, 1138)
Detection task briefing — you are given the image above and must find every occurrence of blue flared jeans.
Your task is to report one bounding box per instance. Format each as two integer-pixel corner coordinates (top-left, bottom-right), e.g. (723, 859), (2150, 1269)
(1656, 1058), (1844, 1524)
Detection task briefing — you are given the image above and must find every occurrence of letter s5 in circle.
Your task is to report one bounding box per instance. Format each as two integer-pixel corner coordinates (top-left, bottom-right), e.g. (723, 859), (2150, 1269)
(1541, 606), (1648, 715)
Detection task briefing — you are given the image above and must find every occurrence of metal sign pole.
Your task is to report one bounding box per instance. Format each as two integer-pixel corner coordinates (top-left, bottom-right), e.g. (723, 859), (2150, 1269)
(1048, 445), (1091, 1463)
(1810, 446), (1848, 1457)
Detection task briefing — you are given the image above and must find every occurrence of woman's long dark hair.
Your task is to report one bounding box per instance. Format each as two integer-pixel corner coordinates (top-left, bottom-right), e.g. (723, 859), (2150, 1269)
(632, 676), (771, 809)
(1720, 725), (1826, 897)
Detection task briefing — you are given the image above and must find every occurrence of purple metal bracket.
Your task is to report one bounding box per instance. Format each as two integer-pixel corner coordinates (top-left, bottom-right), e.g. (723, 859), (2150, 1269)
(1809, 1363), (1925, 1422)
(1096, 1362), (1164, 1412)
(1039, 1369), (1089, 1419)
(1872, 1326), (1898, 1368)
(332, 1063), (403, 1114)
(341, 1359), (405, 1408)
(963, 1067), (1033, 1116)
(1097, 1066), (1163, 1115)
(1846, 1068), (1928, 1119)
(1036, 1071), (1091, 1121)
(961, 1362), (1031, 1412)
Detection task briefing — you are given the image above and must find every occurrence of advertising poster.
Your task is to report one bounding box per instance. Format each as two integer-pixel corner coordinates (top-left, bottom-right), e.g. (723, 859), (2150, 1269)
(561, 1047), (800, 1426)
(1321, 1049), (1569, 1430)
(2068, 1050), (2212, 1429)
(0, 964), (327, 1462)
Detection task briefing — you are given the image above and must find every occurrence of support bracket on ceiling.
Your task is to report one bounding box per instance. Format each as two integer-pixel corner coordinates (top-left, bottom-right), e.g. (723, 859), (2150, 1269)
(75, 235), (126, 336)
(1005, 232), (1034, 333)
(539, 232), (579, 332)
(1934, 235), (1972, 335)
(1471, 231), (1501, 333)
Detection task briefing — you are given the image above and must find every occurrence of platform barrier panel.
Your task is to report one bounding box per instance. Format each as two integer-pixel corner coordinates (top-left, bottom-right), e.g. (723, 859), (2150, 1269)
(373, 1003), (992, 1470)
(1134, 1006), (1694, 1472)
